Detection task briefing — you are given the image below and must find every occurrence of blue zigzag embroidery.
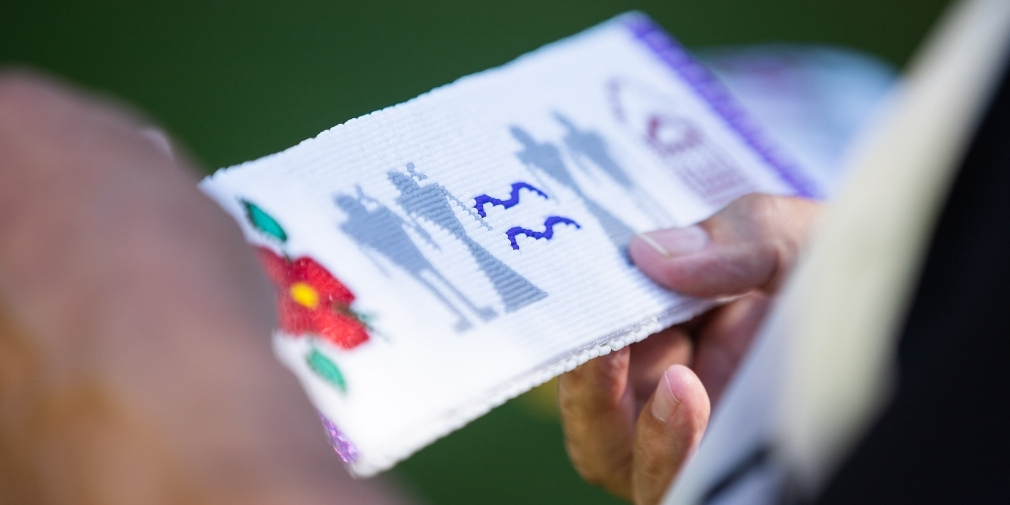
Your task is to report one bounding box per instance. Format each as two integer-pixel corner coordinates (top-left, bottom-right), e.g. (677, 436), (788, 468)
(473, 182), (549, 218)
(506, 216), (581, 250)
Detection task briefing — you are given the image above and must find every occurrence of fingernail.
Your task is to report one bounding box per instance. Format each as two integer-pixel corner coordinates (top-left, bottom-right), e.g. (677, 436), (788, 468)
(651, 369), (682, 423)
(637, 226), (708, 258)
(139, 127), (174, 161)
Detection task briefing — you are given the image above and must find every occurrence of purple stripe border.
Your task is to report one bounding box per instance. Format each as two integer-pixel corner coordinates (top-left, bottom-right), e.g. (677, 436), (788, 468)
(318, 411), (360, 464)
(622, 14), (822, 199)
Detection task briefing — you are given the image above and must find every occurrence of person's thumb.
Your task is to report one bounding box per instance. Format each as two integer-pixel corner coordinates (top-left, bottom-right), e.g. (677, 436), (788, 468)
(629, 194), (821, 298)
(631, 364), (710, 505)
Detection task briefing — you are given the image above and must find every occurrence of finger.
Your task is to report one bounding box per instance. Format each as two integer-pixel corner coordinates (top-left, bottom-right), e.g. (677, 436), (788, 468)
(632, 365), (711, 505)
(691, 293), (771, 405)
(629, 194), (821, 297)
(627, 326), (693, 406)
(558, 347), (636, 499)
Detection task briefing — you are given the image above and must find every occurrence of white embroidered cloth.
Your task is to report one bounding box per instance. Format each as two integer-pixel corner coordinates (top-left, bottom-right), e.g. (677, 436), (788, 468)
(200, 12), (818, 476)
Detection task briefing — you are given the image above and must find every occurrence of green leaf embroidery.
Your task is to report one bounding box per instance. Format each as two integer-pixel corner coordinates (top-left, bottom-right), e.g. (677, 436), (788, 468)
(307, 348), (347, 393)
(242, 200), (287, 242)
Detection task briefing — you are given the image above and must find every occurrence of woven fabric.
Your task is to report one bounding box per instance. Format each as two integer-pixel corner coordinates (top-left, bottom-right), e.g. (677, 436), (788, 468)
(200, 12), (815, 476)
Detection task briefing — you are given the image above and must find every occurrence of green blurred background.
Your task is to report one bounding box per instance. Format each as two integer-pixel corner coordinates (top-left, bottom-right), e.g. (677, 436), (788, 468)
(1, 1), (952, 503)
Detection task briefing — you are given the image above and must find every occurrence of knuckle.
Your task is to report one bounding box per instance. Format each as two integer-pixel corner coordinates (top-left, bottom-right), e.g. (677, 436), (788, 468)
(736, 193), (783, 230)
(596, 350), (630, 385)
(558, 352), (629, 411)
(705, 193), (775, 239)
(717, 193), (813, 248)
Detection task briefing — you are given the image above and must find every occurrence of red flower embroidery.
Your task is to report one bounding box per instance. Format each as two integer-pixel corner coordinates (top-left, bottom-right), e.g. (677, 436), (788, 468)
(256, 247), (369, 350)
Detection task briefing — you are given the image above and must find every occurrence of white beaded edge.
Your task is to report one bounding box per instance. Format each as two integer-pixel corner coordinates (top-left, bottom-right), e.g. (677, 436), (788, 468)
(347, 299), (713, 477)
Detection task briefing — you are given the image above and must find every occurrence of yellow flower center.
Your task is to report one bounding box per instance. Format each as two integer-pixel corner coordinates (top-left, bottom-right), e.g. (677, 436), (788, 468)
(290, 282), (320, 309)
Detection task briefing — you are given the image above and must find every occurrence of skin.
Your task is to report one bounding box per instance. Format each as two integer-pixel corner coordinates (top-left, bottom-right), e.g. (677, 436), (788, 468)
(0, 71), (405, 505)
(558, 194), (822, 505)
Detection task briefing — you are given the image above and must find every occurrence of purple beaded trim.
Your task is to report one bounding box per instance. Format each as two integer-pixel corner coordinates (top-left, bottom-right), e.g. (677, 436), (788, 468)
(318, 412), (360, 464)
(622, 14), (821, 199)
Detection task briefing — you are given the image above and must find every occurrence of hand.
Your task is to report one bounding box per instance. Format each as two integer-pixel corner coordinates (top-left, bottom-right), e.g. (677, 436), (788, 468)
(0, 71), (404, 505)
(558, 194), (821, 505)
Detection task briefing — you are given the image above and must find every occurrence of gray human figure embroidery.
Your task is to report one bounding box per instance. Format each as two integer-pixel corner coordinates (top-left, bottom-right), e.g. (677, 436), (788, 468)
(335, 193), (488, 332)
(510, 125), (636, 257)
(388, 169), (548, 313)
(554, 112), (634, 188)
(554, 112), (673, 227)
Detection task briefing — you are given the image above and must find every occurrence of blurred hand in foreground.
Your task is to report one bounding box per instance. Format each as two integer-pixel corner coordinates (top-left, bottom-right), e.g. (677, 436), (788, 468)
(558, 194), (822, 505)
(0, 71), (404, 505)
